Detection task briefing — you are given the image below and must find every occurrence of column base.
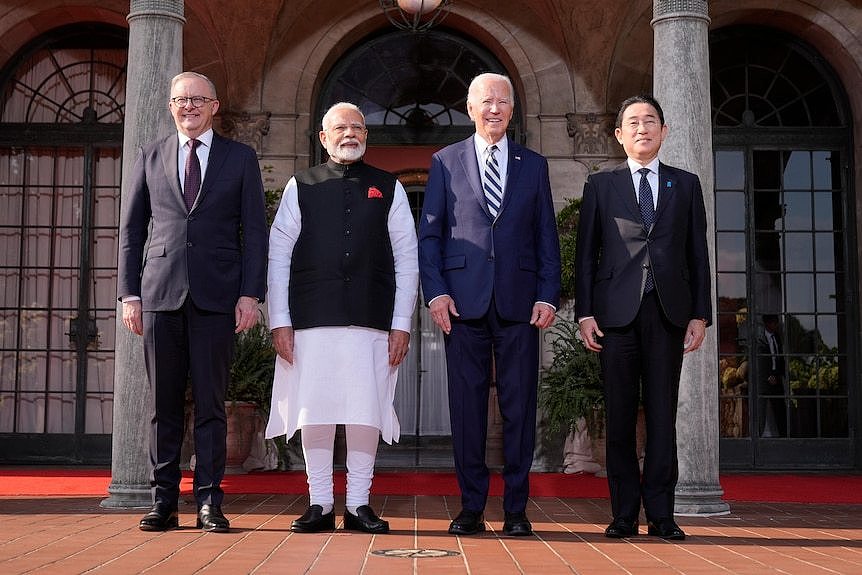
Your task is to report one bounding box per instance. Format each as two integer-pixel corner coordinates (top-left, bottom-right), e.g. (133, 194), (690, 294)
(100, 483), (152, 509)
(674, 485), (731, 516)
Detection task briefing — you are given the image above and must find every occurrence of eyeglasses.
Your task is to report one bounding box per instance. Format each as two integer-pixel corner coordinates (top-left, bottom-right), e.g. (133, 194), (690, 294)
(170, 96), (216, 108)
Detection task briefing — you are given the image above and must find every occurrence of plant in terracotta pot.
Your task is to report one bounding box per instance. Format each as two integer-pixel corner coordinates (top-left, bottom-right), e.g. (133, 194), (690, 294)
(225, 319), (278, 472)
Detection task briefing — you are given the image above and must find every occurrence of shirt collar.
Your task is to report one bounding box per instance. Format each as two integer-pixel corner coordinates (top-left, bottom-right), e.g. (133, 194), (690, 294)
(473, 133), (508, 158)
(178, 129), (214, 149)
(627, 156), (659, 176)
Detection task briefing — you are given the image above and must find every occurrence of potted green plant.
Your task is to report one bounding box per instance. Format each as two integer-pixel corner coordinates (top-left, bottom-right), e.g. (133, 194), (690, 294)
(538, 197), (607, 473)
(539, 318), (604, 439)
(224, 319), (278, 471)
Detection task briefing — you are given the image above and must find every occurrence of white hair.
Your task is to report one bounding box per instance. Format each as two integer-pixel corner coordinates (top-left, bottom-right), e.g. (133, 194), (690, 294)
(467, 73), (514, 103)
(321, 102), (365, 131)
(170, 71), (217, 98)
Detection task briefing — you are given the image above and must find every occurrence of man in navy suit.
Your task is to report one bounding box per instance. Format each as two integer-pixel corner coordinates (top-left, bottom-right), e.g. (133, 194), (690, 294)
(118, 72), (268, 533)
(419, 73), (561, 537)
(575, 94), (711, 541)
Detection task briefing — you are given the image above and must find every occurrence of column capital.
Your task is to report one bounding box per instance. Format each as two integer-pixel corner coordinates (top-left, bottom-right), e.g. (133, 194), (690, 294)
(652, 0), (710, 26)
(128, 0), (185, 24)
(566, 112), (617, 157)
(219, 111), (272, 156)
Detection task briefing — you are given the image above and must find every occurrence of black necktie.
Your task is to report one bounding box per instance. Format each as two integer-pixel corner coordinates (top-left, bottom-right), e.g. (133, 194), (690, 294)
(638, 167), (655, 293)
(184, 139), (201, 212)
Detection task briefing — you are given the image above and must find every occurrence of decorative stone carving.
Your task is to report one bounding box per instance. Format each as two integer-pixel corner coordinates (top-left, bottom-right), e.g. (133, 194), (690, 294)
(220, 111), (271, 155)
(566, 112), (616, 156)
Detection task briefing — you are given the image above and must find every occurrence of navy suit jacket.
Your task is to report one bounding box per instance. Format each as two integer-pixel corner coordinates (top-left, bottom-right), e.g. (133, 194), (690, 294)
(574, 161), (711, 328)
(418, 136), (561, 321)
(118, 132), (268, 313)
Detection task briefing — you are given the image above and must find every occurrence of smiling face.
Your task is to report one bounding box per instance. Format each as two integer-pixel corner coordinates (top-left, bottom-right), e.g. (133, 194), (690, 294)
(614, 102), (668, 164)
(169, 76), (219, 139)
(319, 106), (367, 164)
(466, 75), (514, 145)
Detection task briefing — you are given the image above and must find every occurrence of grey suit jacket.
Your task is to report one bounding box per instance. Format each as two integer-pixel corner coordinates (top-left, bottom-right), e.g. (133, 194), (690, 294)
(117, 132), (268, 313)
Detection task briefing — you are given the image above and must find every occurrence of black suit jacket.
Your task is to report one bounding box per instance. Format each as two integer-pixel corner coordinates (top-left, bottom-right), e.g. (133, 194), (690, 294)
(574, 161), (711, 328)
(118, 132), (268, 312)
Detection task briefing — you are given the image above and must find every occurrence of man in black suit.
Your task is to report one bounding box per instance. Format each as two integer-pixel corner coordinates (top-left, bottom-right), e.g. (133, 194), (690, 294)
(118, 71), (268, 533)
(419, 73), (561, 537)
(757, 314), (787, 437)
(574, 94), (711, 541)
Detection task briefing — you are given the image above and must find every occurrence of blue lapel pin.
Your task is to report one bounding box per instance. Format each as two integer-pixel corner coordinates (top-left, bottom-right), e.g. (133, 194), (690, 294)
(666, 180), (672, 188)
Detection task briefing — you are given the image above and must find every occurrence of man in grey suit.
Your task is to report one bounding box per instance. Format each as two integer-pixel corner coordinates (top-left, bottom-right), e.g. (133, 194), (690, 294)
(118, 71), (268, 533)
(575, 94), (711, 541)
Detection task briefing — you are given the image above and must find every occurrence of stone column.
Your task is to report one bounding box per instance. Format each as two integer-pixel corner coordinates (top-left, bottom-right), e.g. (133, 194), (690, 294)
(101, 0), (185, 509)
(651, 0), (730, 516)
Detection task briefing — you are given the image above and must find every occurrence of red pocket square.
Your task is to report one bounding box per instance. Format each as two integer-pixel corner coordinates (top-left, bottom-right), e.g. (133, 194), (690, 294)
(367, 186), (383, 198)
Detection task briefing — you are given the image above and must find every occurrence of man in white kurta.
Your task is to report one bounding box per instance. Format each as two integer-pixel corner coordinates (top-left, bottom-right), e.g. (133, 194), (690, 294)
(266, 102), (418, 534)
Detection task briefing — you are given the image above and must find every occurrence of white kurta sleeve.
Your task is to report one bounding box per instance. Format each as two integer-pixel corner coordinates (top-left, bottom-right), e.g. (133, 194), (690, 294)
(267, 177), (302, 329)
(388, 180), (419, 332)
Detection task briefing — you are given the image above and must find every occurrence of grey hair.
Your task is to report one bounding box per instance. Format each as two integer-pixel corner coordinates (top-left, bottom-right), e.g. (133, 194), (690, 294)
(467, 73), (515, 102)
(170, 72), (218, 99)
(321, 102), (366, 130)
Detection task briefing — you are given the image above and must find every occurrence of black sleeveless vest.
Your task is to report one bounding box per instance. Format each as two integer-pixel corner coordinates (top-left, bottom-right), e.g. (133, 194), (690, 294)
(289, 160), (397, 331)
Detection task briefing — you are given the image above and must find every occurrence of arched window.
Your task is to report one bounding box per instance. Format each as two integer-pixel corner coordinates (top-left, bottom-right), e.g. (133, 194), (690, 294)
(317, 29), (518, 150)
(711, 26), (854, 469)
(0, 23), (127, 464)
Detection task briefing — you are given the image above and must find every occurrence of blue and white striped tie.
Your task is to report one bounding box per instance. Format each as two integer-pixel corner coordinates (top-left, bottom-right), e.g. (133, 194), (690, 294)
(484, 145), (503, 217)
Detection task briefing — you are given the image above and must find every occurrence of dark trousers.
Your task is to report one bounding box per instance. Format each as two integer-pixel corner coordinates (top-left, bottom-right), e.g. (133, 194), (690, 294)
(445, 304), (539, 514)
(143, 297), (235, 509)
(599, 291), (685, 522)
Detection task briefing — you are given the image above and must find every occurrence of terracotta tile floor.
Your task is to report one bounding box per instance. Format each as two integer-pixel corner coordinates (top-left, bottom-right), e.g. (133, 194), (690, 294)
(2, 493), (862, 574)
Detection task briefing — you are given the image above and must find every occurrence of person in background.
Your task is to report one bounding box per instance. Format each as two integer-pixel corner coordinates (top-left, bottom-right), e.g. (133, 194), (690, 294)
(265, 102), (419, 534)
(418, 73), (561, 537)
(118, 71), (268, 533)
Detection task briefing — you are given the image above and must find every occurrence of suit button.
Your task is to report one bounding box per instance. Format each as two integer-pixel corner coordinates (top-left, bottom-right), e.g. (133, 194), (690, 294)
(187, 242), (193, 247)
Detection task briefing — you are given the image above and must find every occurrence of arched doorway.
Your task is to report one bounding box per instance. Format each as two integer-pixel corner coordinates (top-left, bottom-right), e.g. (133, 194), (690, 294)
(711, 26), (856, 469)
(316, 29), (515, 466)
(0, 23), (127, 463)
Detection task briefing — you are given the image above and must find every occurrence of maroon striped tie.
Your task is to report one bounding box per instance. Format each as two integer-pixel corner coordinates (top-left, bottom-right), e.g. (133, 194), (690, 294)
(183, 139), (201, 212)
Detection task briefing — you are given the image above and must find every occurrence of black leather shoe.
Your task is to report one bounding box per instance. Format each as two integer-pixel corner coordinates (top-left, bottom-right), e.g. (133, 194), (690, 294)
(139, 505), (179, 531)
(343, 505), (390, 534)
(605, 517), (639, 538)
(502, 511), (533, 536)
(448, 509), (485, 535)
(291, 505), (336, 533)
(647, 518), (686, 540)
(196, 504), (230, 533)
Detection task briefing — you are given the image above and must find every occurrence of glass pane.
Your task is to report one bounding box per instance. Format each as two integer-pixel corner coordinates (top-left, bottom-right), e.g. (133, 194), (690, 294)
(752, 150), (780, 189)
(815, 273), (837, 313)
(716, 191), (745, 230)
(720, 352), (750, 438)
(783, 191), (812, 230)
(0, 389), (14, 432)
(715, 151), (744, 190)
(754, 231), (781, 271)
(813, 191), (840, 231)
(785, 274), (814, 313)
(788, 399), (817, 437)
(46, 392), (74, 433)
(717, 232), (746, 271)
(816, 315), (838, 350)
(783, 151), (811, 190)
(717, 273), (746, 302)
(16, 393), (45, 433)
(786, 314), (816, 354)
(784, 233), (813, 271)
(814, 232), (837, 271)
(812, 151), (839, 189)
(820, 398), (848, 438)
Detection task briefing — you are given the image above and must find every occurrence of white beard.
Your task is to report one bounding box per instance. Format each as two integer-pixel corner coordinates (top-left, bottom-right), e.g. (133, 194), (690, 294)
(328, 141), (365, 163)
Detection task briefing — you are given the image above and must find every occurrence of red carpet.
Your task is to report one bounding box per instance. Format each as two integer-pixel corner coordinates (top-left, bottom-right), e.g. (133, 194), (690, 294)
(1, 469), (861, 503)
